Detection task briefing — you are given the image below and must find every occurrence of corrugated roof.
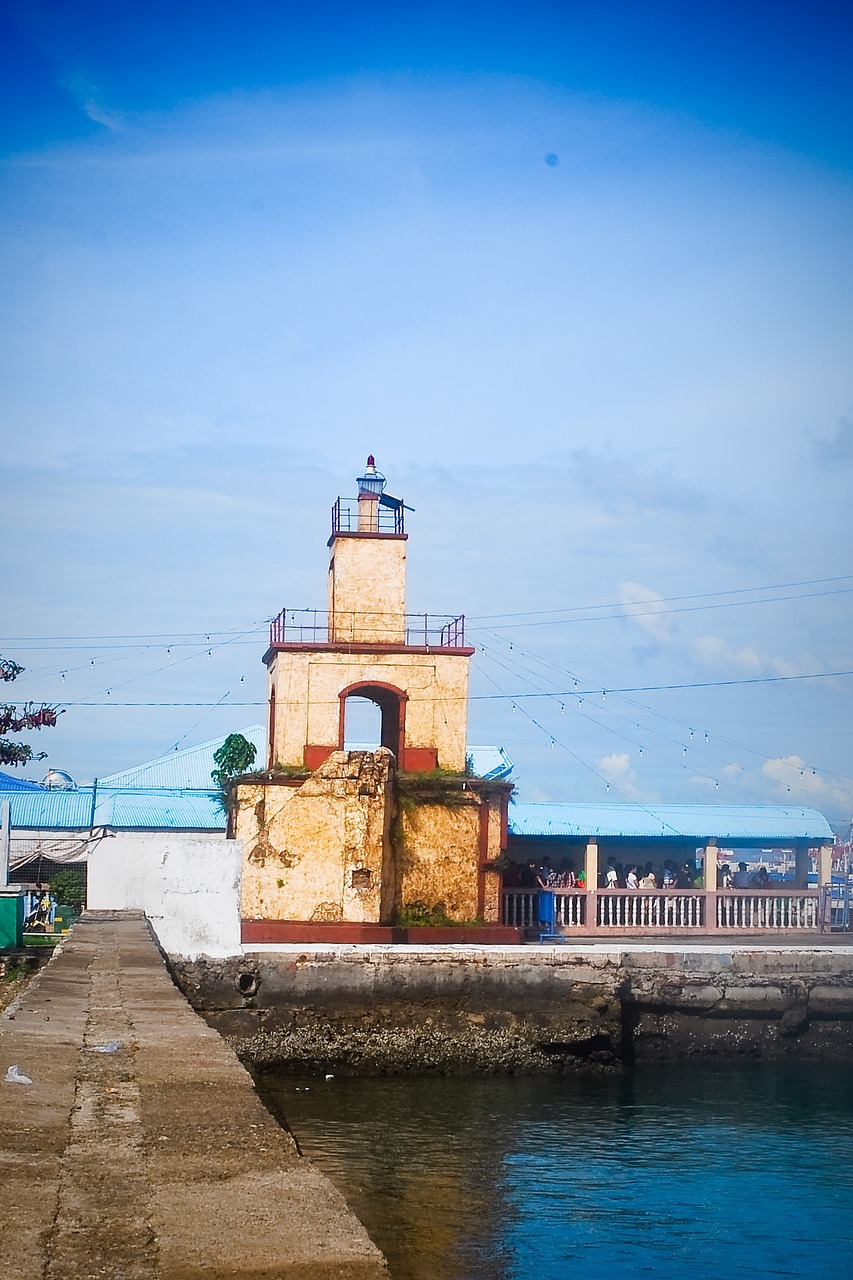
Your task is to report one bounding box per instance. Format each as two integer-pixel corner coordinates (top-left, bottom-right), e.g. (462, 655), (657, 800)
(103, 790), (224, 830)
(0, 785), (226, 832)
(508, 802), (834, 843)
(0, 771), (46, 791)
(101, 725), (266, 789)
(1, 789), (95, 829)
(466, 745), (514, 780)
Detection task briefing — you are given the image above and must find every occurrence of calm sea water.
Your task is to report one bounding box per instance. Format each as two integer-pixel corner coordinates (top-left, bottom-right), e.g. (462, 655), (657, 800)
(257, 1063), (853, 1280)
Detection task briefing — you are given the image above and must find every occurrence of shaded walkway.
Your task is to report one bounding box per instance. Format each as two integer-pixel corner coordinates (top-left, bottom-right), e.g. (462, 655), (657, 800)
(0, 912), (387, 1280)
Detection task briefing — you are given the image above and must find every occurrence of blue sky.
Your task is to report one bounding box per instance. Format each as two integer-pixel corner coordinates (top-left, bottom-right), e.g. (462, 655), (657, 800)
(2, 1), (851, 824)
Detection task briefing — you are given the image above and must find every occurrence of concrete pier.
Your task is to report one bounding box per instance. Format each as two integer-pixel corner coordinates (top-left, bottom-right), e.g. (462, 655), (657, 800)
(0, 913), (388, 1280)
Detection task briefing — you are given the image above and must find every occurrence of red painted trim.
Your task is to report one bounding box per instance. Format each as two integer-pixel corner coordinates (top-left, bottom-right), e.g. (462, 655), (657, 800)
(267, 687), (276, 769)
(401, 747), (438, 771)
(240, 920), (525, 945)
(477, 800), (489, 917)
(243, 920), (406, 944)
(263, 643), (475, 664)
(303, 744), (336, 770)
(338, 680), (408, 761)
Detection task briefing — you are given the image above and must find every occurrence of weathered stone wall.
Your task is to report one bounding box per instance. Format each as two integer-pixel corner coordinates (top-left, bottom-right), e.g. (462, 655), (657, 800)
(170, 944), (853, 1072)
(398, 797), (502, 922)
(173, 946), (623, 1073)
(328, 534), (407, 643)
(619, 945), (853, 1061)
(267, 648), (471, 770)
(237, 750), (395, 924)
(236, 750), (507, 927)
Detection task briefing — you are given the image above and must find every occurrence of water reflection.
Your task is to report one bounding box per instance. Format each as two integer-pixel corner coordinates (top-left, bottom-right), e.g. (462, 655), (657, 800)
(256, 1064), (853, 1280)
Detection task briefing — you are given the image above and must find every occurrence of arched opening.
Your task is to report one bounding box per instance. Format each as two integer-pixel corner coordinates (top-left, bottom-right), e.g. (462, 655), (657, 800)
(338, 682), (407, 762)
(343, 696), (383, 750)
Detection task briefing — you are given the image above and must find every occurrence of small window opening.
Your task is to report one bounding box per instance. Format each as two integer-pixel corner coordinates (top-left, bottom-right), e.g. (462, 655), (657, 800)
(351, 868), (372, 890)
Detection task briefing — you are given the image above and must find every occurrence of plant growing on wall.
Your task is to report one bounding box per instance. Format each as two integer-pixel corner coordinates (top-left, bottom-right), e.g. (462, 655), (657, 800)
(0, 657), (63, 767)
(211, 732), (258, 787)
(211, 732), (258, 813)
(396, 768), (510, 811)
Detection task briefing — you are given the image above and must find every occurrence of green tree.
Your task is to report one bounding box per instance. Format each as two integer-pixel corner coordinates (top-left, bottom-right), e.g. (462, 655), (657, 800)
(49, 868), (86, 913)
(0, 658), (63, 768)
(211, 732), (257, 787)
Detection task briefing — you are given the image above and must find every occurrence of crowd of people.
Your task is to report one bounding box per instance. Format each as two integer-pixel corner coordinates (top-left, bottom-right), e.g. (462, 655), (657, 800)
(503, 856), (776, 891)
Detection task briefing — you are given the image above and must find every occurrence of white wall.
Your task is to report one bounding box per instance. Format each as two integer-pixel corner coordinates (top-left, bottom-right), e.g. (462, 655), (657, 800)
(86, 832), (242, 959)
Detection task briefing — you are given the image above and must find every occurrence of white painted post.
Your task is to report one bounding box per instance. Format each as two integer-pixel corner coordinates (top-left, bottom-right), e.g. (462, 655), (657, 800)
(703, 838), (718, 932)
(817, 844), (833, 889)
(584, 839), (598, 931)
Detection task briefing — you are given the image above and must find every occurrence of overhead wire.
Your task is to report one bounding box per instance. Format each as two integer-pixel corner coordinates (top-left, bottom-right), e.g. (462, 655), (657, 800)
(470, 632), (849, 805)
(470, 623), (853, 788)
(470, 575), (853, 624)
(472, 656), (694, 831)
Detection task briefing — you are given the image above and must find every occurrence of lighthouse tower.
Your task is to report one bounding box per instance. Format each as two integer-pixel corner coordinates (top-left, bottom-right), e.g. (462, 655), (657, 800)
(264, 458), (475, 774)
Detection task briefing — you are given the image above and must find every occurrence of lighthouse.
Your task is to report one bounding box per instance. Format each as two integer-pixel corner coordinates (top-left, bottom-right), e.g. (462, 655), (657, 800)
(264, 458), (475, 774)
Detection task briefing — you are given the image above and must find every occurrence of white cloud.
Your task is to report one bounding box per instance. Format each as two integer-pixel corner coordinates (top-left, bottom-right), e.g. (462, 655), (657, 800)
(618, 582), (674, 642)
(60, 71), (123, 131)
(692, 634), (763, 672)
(599, 752), (632, 778)
(689, 774), (718, 793)
(597, 751), (651, 801)
(761, 755), (853, 813)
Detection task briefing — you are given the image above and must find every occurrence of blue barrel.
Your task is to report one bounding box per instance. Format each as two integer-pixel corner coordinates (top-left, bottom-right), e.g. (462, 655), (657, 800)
(538, 890), (556, 931)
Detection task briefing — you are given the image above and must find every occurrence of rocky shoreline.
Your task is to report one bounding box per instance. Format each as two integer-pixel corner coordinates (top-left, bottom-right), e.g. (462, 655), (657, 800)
(232, 1022), (617, 1075)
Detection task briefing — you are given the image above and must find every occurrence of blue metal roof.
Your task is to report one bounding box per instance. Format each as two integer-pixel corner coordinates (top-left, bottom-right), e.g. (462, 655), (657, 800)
(0, 789), (95, 829)
(0, 785), (225, 832)
(508, 802), (834, 843)
(0, 728), (269, 832)
(102, 790), (224, 830)
(101, 725), (266, 790)
(466, 745), (514, 780)
(0, 771), (46, 791)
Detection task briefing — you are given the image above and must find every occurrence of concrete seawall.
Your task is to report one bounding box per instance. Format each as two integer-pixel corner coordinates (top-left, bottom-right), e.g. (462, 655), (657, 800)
(171, 942), (853, 1071)
(0, 913), (387, 1280)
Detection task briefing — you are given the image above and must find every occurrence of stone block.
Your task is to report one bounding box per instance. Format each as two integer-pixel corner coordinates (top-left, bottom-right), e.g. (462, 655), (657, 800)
(808, 985), (853, 1016)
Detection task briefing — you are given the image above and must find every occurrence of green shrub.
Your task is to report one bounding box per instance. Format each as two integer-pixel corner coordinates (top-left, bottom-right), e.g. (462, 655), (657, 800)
(49, 869), (85, 912)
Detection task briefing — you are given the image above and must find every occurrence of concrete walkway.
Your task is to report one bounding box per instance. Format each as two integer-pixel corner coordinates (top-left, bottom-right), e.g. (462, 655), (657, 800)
(0, 912), (388, 1280)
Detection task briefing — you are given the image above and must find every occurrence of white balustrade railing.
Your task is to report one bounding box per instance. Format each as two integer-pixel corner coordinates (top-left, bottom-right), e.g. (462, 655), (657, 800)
(502, 890), (539, 928)
(502, 890), (588, 929)
(555, 892), (586, 927)
(597, 890), (704, 930)
(501, 888), (821, 933)
(716, 891), (818, 930)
